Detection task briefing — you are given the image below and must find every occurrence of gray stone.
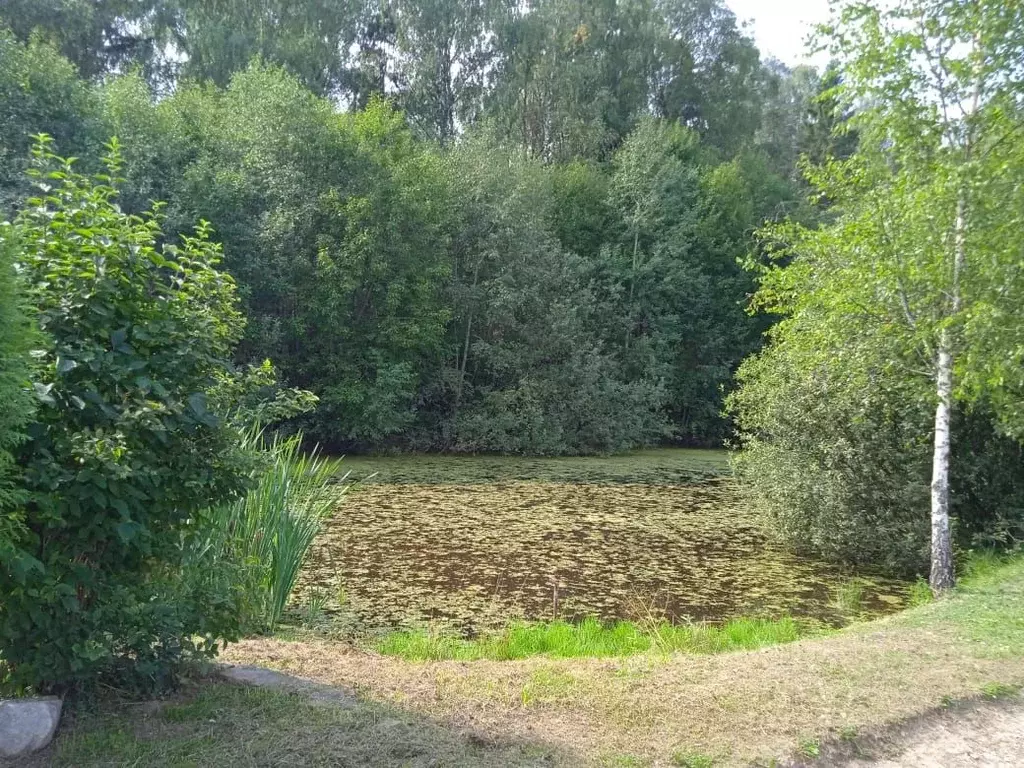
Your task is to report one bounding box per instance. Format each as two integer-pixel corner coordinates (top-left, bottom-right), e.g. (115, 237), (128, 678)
(0, 697), (62, 758)
(217, 664), (355, 707)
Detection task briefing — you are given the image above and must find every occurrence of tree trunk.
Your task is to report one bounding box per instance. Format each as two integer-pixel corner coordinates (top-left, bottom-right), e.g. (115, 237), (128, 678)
(451, 260), (481, 435)
(930, 193), (966, 593)
(625, 228), (639, 353)
(929, 330), (955, 593)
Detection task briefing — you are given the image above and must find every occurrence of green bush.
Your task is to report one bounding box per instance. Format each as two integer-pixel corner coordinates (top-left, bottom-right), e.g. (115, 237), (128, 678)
(0, 138), (250, 694)
(728, 326), (1024, 575)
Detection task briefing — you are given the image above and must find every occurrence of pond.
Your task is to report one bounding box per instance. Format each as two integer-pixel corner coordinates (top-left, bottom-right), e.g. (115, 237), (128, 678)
(296, 449), (910, 634)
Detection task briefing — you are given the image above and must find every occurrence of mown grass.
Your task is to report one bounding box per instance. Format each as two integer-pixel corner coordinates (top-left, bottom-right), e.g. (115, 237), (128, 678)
(28, 683), (554, 768)
(374, 616), (807, 661)
(21, 554), (1024, 768)
(912, 550), (1024, 659)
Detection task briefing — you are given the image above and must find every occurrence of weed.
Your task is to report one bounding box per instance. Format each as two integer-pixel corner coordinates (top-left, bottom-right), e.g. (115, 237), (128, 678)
(981, 681), (1020, 699)
(962, 549), (1009, 583)
(303, 589), (330, 628)
(838, 725), (858, 742)
(831, 579), (866, 618)
(162, 697), (223, 723)
(600, 755), (650, 767)
(375, 616), (806, 661)
(797, 738), (820, 758)
(191, 431), (348, 631)
(520, 668), (577, 706)
(906, 578), (933, 607)
(671, 750), (716, 767)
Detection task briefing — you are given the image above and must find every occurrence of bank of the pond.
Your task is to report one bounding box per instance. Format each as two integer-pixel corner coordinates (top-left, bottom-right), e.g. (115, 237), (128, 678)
(30, 554), (1024, 768)
(374, 616), (808, 661)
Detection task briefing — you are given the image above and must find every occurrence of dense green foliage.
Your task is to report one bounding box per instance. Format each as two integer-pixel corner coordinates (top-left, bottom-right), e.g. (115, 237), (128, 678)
(730, 0), (1024, 575)
(0, 1), (822, 454)
(0, 143), (252, 693)
(0, 30), (97, 210)
(730, 328), (1024, 573)
(0, 235), (34, 519)
(0, 3), (1021, 702)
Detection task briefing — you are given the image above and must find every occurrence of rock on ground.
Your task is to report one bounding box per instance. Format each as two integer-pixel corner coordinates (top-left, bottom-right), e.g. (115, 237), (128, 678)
(0, 697), (62, 758)
(217, 664), (357, 707)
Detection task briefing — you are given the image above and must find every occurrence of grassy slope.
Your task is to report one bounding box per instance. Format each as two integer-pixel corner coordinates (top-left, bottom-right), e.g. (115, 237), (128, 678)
(25, 555), (1024, 767)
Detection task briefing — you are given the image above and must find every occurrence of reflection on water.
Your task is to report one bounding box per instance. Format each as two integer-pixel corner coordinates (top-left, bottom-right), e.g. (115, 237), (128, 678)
(299, 451), (908, 633)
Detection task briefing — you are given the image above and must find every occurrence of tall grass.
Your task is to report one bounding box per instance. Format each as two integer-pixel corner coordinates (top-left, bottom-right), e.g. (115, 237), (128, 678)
(374, 616), (805, 661)
(830, 578), (867, 619)
(198, 431), (347, 631)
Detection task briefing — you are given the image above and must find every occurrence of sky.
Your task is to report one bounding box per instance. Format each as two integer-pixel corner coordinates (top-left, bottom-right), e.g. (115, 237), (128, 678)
(726, 0), (832, 68)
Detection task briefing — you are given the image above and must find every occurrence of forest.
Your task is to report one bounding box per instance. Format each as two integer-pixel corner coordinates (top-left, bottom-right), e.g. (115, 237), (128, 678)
(0, 0), (839, 457)
(1, 0), (1024, 740)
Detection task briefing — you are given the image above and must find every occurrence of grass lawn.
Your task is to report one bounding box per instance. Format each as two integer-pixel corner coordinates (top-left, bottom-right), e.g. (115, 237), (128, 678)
(17, 554), (1024, 767)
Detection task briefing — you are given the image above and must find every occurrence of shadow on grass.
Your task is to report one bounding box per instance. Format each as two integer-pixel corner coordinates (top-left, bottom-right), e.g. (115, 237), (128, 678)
(7, 676), (566, 768)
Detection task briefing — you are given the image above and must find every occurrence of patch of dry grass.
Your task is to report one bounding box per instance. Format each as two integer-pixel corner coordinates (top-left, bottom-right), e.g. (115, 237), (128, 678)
(222, 558), (1024, 766)
(17, 681), (562, 768)
(18, 558), (1024, 767)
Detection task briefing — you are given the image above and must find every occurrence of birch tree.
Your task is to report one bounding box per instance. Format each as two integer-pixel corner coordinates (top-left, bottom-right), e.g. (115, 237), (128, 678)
(745, 0), (1024, 591)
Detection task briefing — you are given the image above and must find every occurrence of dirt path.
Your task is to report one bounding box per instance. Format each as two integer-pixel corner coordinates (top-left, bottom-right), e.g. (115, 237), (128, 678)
(830, 697), (1024, 768)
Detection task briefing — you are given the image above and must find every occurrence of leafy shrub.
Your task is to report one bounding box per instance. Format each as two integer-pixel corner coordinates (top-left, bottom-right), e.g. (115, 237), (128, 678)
(0, 139), (250, 694)
(729, 324), (1024, 575)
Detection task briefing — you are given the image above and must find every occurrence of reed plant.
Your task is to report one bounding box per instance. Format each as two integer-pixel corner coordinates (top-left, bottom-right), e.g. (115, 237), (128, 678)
(192, 431), (347, 632)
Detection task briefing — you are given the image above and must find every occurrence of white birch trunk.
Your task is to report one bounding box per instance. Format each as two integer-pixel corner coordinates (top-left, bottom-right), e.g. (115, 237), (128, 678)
(929, 194), (966, 593)
(930, 330), (955, 592)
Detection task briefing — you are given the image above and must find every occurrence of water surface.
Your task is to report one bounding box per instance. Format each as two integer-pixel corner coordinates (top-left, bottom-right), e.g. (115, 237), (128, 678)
(298, 450), (908, 633)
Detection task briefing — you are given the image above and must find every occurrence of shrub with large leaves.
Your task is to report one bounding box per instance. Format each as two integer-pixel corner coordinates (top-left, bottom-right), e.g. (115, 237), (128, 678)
(0, 138), (249, 694)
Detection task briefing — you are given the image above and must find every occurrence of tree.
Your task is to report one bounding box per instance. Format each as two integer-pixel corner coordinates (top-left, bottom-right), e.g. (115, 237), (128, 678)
(651, 0), (764, 156)
(737, 0), (1024, 590)
(114, 66), (453, 448)
(432, 132), (664, 453)
(756, 61), (821, 178)
(391, 0), (494, 144)
(796, 62), (858, 167)
(486, 0), (661, 161)
(167, 0), (357, 97)
(0, 236), (34, 525)
(0, 1), (171, 82)
(596, 119), (786, 443)
(0, 31), (98, 213)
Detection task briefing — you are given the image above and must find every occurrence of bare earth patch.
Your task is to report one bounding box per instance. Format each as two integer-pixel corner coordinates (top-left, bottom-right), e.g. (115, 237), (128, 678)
(832, 696), (1024, 767)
